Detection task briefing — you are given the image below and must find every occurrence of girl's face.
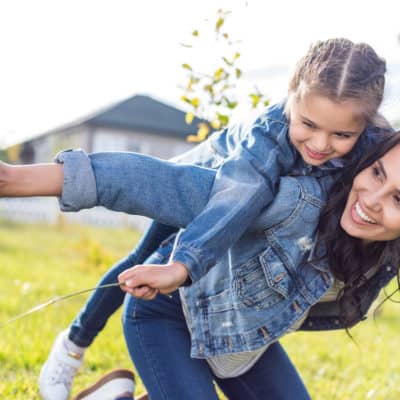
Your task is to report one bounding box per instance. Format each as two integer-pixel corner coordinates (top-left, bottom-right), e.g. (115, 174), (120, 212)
(289, 93), (366, 166)
(341, 144), (400, 242)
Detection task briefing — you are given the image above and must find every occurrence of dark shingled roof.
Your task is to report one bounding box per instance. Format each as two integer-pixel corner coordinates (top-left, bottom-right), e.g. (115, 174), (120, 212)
(86, 94), (205, 138)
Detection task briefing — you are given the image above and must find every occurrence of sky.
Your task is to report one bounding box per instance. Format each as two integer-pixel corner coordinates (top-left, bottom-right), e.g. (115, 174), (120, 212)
(0, 0), (399, 147)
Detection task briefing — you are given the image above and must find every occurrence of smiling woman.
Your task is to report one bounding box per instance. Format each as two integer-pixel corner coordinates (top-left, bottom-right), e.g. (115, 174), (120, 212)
(316, 131), (400, 328)
(341, 144), (400, 241)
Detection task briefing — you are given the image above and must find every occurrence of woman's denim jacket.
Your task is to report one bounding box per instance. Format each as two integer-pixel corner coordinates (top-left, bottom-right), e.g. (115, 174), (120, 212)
(56, 102), (392, 358)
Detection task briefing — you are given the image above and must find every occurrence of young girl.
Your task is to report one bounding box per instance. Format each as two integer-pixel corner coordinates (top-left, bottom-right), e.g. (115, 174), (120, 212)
(0, 38), (389, 399)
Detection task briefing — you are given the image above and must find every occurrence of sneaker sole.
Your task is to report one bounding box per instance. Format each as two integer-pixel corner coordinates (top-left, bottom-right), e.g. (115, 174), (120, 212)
(72, 369), (135, 400)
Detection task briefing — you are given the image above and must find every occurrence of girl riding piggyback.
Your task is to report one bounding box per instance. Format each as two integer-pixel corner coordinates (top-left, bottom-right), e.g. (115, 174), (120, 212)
(119, 38), (390, 295)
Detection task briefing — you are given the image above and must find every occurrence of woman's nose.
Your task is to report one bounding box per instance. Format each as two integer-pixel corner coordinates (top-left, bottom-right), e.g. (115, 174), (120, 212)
(363, 190), (382, 212)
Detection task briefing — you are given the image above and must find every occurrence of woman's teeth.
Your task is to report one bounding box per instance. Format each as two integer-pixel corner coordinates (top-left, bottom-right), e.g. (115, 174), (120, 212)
(355, 202), (377, 224)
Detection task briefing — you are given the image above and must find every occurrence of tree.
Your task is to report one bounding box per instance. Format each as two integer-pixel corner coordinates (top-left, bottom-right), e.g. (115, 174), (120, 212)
(180, 7), (269, 142)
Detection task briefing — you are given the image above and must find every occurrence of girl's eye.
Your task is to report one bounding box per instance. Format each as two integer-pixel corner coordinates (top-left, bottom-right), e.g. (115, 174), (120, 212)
(394, 195), (400, 205)
(302, 120), (314, 128)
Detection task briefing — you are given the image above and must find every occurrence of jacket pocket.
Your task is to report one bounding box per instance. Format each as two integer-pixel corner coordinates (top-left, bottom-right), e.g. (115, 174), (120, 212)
(234, 248), (292, 310)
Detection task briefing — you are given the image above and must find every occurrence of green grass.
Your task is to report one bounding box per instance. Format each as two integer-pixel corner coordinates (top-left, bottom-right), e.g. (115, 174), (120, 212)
(0, 221), (399, 399)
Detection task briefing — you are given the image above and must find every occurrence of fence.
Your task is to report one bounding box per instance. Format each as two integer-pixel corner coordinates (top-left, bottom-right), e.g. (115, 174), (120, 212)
(0, 198), (151, 231)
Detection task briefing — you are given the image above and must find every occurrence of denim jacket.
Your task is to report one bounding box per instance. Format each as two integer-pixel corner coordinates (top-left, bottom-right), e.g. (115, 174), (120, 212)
(57, 100), (383, 286)
(56, 145), (393, 358)
(57, 147), (335, 357)
(55, 102), (389, 357)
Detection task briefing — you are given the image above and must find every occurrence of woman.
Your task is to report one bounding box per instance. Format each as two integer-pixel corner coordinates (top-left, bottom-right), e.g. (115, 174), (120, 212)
(117, 132), (400, 399)
(1, 132), (400, 399)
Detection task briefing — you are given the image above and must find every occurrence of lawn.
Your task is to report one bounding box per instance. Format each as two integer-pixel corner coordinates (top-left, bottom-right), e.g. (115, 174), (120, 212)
(0, 221), (399, 399)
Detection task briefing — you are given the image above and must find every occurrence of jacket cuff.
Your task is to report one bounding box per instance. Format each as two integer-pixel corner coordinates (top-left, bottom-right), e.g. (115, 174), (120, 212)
(54, 149), (98, 212)
(172, 246), (204, 284)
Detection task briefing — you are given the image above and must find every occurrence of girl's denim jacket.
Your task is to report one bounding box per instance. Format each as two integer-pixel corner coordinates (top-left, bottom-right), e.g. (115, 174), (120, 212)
(56, 101), (392, 358)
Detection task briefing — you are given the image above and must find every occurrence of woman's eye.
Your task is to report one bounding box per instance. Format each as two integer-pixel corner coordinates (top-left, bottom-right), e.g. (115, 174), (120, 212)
(372, 165), (381, 178)
(335, 132), (352, 139)
(394, 195), (400, 205)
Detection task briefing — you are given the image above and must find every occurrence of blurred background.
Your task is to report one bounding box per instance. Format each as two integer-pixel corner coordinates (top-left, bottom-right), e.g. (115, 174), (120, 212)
(1, 2), (400, 398)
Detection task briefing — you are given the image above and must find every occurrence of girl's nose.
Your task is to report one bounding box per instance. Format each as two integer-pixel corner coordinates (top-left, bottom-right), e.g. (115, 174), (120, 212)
(312, 132), (330, 153)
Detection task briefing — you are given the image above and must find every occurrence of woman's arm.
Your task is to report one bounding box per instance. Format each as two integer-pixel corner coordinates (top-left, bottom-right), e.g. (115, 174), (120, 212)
(0, 162), (63, 197)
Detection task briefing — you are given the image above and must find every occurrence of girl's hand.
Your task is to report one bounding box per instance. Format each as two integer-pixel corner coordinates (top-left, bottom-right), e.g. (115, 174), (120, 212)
(118, 261), (189, 299)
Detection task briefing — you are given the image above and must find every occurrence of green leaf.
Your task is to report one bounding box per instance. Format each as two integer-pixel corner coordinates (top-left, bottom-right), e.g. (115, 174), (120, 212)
(181, 95), (192, 105)
(214, 68), (225, 81)
(192, 30), (199, 37)
(217, 113), (229, 126)
(249, 93), (260, 108)
(190, 97), (200, 108)
(216, 17), (224, 31)
(185, 112), (195, 124)
(182, 63), (192, 71)
(222, 56), (233, 66)
(187, 123), (210, 142)
(235, 68), (242, 79)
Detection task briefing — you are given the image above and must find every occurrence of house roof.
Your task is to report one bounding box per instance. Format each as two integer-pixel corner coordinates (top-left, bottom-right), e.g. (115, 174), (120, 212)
(0, 94), (207, 149)
(86, 94), (204, 138)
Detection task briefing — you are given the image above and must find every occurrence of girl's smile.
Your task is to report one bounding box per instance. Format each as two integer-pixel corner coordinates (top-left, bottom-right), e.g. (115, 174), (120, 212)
(289, 93), (366, 166)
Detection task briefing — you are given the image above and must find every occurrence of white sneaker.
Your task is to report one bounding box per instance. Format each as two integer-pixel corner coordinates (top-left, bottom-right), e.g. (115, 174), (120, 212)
(72, 369), (135, 400)
(39, 330), (85, 400)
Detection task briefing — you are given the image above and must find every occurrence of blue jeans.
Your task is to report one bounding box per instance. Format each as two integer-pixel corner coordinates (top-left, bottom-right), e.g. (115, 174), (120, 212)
(120, 240), (310, 400)
(122, 290), (311, 400)
(69, 221), (178, 347)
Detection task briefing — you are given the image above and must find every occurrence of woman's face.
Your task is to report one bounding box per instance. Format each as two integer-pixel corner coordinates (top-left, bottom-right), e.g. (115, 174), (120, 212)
(341, 144), (400, 242)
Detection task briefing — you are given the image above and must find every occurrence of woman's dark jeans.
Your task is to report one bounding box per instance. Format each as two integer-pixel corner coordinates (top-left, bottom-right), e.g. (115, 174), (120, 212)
(122, 289), (311, 400)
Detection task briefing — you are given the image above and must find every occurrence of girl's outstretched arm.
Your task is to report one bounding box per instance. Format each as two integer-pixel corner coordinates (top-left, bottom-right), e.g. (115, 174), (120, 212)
(0, 161), (63, 197)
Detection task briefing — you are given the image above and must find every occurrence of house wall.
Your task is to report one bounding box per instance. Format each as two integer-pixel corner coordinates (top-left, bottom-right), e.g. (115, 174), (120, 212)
(29, 125), (194, 163)
(91, 127), (194, 159)
(30, 125), (91, 162)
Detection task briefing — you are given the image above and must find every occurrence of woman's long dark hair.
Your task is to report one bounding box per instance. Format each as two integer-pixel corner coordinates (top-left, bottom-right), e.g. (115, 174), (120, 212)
(318, 131), (400, 327)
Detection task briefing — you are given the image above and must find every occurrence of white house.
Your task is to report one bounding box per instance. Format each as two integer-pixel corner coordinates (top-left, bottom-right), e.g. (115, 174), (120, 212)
(0, 95), (208, 229)
(16, 94), (204, 163)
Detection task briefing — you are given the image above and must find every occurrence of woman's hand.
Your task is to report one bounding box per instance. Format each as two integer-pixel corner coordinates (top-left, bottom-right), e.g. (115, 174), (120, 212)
(118, 261), (189, 300)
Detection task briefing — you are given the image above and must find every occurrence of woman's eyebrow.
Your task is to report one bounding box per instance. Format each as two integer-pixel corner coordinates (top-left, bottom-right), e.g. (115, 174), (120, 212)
(377, 159), (387, 178)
